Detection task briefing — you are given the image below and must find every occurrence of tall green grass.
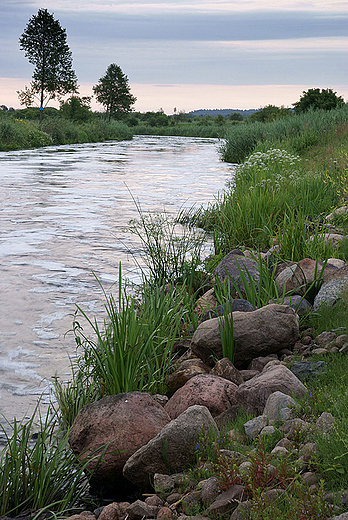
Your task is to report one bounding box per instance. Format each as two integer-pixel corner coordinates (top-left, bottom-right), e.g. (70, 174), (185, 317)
(0, 406), (90, 516)
(195, 148), (340, 254)
(221, 105), (348, 163)
(0, 118), (52, 151)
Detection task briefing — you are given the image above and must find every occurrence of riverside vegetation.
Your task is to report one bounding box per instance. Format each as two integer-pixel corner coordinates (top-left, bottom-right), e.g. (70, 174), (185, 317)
(1, 104), (348, 520)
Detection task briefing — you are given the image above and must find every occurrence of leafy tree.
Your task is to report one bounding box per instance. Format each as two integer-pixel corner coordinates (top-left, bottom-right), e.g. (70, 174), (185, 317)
(293, 88), (344, 113)
(249, 105), (291, 123)
(229, 112), (243, 122)
(60, 95), (92, 122)
(93, 64), (136, 120)
(18, 9), (78, 111)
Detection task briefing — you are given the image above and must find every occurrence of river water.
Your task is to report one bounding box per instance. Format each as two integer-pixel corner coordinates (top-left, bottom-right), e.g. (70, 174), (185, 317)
(0, 135), (233, 436)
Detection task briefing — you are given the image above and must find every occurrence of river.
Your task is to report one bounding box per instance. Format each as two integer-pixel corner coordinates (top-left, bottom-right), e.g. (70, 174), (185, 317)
(0, 135), (233, 438)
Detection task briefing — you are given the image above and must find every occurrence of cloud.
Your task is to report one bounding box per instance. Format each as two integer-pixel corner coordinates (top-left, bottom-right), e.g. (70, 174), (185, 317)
(25, 0), (348, 15)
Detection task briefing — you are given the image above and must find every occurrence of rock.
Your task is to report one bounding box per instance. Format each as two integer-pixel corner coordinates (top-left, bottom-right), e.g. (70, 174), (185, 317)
(239, 369), (260, 381)
(271, 446), (288, 457)
(164, 374), (238, 419)
(191, 304), (299, 369)
(214, 405), (241, 429)
(328, 258), (347, 269)
(315, 412), (335, 434)
(145, 496), (164, 507)
(330, 514), (348, 520)
(311, 233), (343, 246)
(263, 489), (286, 503)
(69, 393), (170, 487)
(64, 513), (96, 520)
(299, 442), (317, 462)
(275, 258), (337, 295)
(157, 507), (173, 520)
(195, 288), (218, 316)
(200, 477), (220, 505)
(260, 425), (275, 437)
(315, 331), (336, 346)
(126, 500), (158, 520)
(206, 485), (245, 516)
(168, 359), (211, 395)
(313, 265), (348, 310)
(301, 471), (318, 487)
(336, 334), (348, 347)
(230, 501), (252, 520)
(215, 250), (260, 297)
(210, 358), (244, 385)
(243, 415), (267, 438)
(248, 356), (278, 372)
(123, 405), (218, 488)
(312, 347), (328, 355)
(200, 299), (255, 323)
(290, 361), (327, 381)
(219, 449), (247, 465)
(153, 474), (175, 493)
(98, 503), (130, 520)
(181, 490), (202, 514)
(276, 295), (312, 315)
(236, 364), (307, 415)
(263, 391), (298, 424)
(326, 205), (348, 220)
(280, 418), (310, 441)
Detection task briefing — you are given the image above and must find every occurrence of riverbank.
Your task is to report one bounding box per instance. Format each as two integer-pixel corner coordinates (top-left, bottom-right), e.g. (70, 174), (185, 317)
(1, 108), (348, 519)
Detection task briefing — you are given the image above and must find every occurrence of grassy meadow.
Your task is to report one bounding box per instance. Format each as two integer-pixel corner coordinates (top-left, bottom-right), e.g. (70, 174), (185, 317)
(1, 104), (348, 519)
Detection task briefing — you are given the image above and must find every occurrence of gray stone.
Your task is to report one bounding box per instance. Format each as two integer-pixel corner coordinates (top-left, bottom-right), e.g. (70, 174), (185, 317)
(191, 304), (299, 369)
(200, 477), (220, 505)
(278, 295), (312, 315)
(313, 266), (348, 311)
(123, 405), (218, 488)
(315, 331), (336, 346)
(206, 484), (245, 516)
(200, 299), (255, 323)
(315, 412), (335, 434)
(263, 391), (298, 424)
(236, 364), (307, 415)
(126, 501), (158, 520)
(153, 474), (175, 493)
(215, 251), (260, 297)
(244, 415), (267, 438)
(290, 361), (327, 381)
(260, 425), (276, 437)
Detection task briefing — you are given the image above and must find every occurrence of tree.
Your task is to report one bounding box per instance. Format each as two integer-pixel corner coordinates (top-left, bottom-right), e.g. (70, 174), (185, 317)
(93, 64), (136, 120)
(18, 9), (78, 111)
(293, 88), (344, 113)
(249, 105), (291, 123)
(60, 95), (92, 122)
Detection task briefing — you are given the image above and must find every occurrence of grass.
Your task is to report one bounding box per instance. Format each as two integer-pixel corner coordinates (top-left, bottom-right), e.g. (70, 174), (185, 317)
(0, 405), (91, 517)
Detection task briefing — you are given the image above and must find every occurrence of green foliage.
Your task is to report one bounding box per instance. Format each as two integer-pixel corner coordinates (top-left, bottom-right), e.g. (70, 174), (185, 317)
(18, 9), (78, 109)
(60, 95), (92, 122)
(0, 118), (52, 151)
(93, 63), (136, 120)
(221, 104), (348, 163)
(249, 105), (291, 123)
(294, 88), (345, 114)
(0, 406), (90, 516)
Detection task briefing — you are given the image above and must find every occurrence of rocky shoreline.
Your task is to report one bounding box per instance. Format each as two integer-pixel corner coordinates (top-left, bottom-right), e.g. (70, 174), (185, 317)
(57, 232), (348, 520)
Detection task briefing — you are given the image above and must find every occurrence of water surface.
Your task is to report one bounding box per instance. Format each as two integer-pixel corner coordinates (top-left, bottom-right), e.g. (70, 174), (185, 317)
(0, 135), (233, 433)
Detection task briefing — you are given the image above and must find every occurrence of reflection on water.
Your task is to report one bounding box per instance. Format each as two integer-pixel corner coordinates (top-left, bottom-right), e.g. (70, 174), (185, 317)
(0, 135), (233, 435)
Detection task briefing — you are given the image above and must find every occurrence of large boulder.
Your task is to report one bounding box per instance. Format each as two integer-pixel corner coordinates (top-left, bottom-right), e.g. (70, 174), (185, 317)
(123, 405), (218, 488)
(235, 362), (307, 415)
(215, 250), (260, 297)
(164, 374), (239, 419)
(191, 304), (299, 368)
(69, 393), (170, 488)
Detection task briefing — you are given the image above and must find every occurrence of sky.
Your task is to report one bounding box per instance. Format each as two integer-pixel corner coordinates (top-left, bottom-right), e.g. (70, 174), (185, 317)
(0, 0), (347, 114)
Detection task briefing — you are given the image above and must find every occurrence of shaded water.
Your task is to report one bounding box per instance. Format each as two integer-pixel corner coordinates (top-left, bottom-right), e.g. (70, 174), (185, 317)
(0, 135), (232, 434)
